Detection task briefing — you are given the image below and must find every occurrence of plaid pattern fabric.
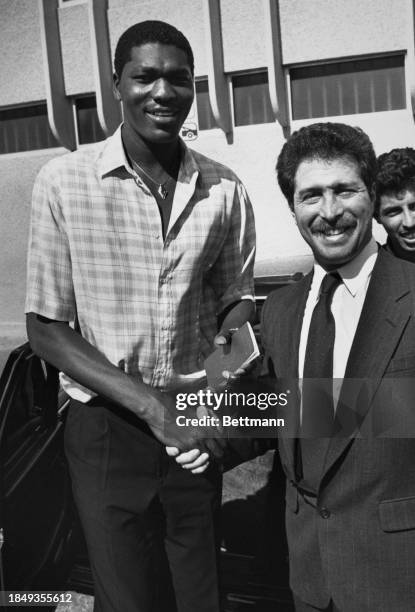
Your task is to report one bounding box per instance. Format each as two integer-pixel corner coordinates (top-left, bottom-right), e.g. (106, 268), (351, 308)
(26, 127), (255, 392)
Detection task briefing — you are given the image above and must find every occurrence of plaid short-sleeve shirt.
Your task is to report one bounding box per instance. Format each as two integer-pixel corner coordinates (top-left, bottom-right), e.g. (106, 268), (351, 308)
(26, 127), (256, 393)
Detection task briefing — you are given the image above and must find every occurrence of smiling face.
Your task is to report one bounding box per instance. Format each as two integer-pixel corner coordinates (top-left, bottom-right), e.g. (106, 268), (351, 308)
(293, 156), (374, 270)
(378, 189), (415, 262)
(114, 42), (194, 147)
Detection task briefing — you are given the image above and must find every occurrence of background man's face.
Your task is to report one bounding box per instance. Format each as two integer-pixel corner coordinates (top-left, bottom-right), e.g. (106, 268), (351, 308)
(378, 190), (415, 261)
(293, 156), (374, 270)
(114, 42), (194, 145)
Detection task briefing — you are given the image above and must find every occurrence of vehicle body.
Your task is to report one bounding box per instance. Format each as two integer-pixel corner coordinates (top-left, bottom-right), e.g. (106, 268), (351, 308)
(0, 344), (77, 598)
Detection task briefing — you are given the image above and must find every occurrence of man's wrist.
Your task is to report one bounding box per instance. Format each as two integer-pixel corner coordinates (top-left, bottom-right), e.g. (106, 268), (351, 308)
(121, 375), (163, 422)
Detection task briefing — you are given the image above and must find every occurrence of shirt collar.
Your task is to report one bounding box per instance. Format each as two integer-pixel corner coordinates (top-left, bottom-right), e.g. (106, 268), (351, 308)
(97, 124), (130, 177)
(312, 237), (378, 297)
(178, 140), (200, 184)
(97, 124), (200, 185)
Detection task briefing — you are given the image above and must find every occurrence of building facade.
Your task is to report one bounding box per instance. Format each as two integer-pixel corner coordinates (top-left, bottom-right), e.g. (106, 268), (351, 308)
(1, 0), (415, 337)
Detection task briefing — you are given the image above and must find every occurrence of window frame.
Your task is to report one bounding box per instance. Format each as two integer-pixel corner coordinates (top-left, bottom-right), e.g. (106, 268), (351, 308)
(230, 68), (274, 127)
(58, 0), (87, 8)
(288, 51), (408, 122)
(0, 101), (62, 156)
(72, 94), (106, 147)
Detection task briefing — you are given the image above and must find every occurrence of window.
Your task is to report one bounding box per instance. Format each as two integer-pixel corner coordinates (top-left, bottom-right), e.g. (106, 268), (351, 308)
(75, 95), (105, 145)
(0, 104), (59, 154)
(290, 55), (406, 120)
(232, 71), (274, 126)
(195, 79), (216, 130)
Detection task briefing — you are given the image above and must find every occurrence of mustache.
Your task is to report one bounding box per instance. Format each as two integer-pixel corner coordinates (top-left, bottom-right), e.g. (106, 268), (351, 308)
(311, 220), (357, 234)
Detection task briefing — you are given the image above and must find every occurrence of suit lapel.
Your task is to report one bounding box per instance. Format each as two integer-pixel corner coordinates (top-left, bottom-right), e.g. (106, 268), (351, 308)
(278, 273), (312, 479)
(344, 251), (410, 380)
(324, 250), (412, 475)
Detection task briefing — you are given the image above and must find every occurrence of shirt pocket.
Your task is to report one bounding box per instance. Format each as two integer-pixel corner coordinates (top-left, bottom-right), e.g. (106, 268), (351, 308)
(378, 495), (415, 532)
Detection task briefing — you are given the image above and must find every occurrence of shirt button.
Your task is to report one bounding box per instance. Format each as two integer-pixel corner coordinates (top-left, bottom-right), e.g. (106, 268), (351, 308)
(319, 506), (331, 519)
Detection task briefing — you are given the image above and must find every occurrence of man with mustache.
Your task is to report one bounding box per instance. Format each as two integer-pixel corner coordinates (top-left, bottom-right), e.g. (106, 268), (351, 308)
(375, 147), (415, 263)
(25, 20), (255, 612)
(260, 122), (415, 611)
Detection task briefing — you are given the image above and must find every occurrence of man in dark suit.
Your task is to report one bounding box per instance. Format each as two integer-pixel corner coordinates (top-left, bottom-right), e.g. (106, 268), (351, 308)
(261, 122), (415, 611)
(375, 147), (415, 263)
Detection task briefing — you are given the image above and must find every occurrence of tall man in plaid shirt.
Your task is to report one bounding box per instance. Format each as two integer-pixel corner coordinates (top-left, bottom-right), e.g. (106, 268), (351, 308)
(25, 21), (255, 612)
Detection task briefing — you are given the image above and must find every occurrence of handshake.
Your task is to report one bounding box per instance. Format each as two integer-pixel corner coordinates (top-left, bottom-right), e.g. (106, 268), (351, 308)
(165, 323), (260, 474)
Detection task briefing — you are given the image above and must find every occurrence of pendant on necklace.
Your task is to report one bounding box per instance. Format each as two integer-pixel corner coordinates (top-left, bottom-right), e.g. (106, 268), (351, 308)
(158, 184), (168, 199)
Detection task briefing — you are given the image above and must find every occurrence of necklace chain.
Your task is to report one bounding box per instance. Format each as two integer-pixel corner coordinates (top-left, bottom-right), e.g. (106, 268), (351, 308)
(131, 158), (172, 200)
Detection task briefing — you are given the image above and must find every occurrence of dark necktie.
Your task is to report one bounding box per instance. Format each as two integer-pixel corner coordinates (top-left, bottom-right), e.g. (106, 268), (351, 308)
(299, 272), (342, 489)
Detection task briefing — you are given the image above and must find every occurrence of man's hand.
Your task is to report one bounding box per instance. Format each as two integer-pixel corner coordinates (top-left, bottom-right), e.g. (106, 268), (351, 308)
(213, 327), (257, 381)
(145, 390), (226, 459)
(166, 446), (210, 474)
(165, 404), (224, 473)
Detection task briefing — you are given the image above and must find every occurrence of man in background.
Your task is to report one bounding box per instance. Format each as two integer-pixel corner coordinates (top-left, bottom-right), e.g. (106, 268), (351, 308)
(25, 20), (255, 612)
(376, 147), (415, 262)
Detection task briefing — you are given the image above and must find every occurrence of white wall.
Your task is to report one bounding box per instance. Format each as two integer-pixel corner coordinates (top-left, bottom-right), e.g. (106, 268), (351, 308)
(279, 0), (410, 64)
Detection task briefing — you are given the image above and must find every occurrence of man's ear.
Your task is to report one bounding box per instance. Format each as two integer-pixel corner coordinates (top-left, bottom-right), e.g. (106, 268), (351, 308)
(113, 73), (121, 101)
(290, 204), (297, 225)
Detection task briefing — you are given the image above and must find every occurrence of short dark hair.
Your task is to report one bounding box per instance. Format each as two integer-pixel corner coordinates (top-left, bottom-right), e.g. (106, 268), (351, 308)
(114, 20), (194, 78)
(276, 122), (377, 209)
(375, 147), (415, 215)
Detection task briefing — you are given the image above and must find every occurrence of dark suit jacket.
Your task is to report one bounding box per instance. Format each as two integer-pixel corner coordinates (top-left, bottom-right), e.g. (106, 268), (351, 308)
(261, 248), (415, 611)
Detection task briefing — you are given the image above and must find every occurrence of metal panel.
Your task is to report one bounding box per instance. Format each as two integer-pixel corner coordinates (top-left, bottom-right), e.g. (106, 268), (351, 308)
(38, 0), (76, 150)
(88, 0), (122, 136)
(203, 0), (233, 142)
(263, 0), (290, 136)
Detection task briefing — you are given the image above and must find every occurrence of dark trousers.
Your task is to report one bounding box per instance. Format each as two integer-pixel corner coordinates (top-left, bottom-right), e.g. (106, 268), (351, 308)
(64, 398), (222, 612)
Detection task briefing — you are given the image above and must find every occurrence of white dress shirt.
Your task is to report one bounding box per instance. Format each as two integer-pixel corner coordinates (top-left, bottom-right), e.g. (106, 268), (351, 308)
(298, 238), (378, 408)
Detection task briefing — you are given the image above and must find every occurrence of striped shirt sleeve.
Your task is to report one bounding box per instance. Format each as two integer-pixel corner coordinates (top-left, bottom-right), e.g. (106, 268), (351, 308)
(25, 163), (76, 321)
(209, 179), (256, 314)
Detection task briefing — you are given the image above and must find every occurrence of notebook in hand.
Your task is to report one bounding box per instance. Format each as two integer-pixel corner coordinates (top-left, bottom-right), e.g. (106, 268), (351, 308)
(204, 322), (260, 389)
